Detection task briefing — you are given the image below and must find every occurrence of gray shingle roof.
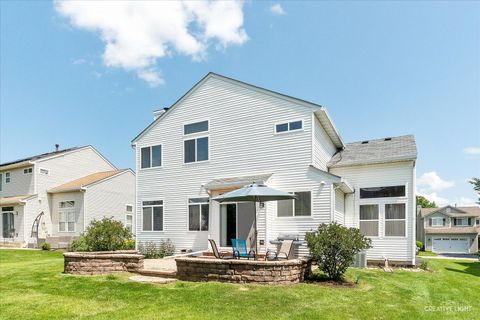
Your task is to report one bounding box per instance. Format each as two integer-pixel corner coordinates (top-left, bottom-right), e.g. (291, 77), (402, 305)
(0, 146), (83, 168)
(327, 135), (417, 168)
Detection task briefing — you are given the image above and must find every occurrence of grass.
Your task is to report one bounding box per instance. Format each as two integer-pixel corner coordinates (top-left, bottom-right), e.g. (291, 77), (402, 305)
(0, 250), (478, 320)
(418, 251), (438, 257)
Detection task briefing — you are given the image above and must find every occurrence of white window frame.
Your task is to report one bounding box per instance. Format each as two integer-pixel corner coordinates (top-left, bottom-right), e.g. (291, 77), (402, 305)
(384, 203), (406, 238)
(140, 145), (163, 170)
(23, 167), (33, 174)
(5, 172), (10, 183)
(187, 197), (210, 232)
(183, 135), (209, 164)
(455, 218), (469, 227)
(125, 204), (134, 232)
(274, 119), (304, 135)
(142, 200), (164, 232)
(359, 204), (380, 238)
(58, 201), (75, 233)
(276, 191), (312, 218)
(183, 119), (210, 136)
(431, 217), (444, 227)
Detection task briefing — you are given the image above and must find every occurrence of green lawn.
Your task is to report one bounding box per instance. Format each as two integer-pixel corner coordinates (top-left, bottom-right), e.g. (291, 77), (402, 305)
(0, 250), (478, 320)
(418, 251), (438, 257)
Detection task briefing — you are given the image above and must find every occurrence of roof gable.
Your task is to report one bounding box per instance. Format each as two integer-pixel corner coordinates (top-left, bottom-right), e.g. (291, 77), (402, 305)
(131, 72), (344, 148)
(421, 205), (480, 218)
(47, 170), (128, 193)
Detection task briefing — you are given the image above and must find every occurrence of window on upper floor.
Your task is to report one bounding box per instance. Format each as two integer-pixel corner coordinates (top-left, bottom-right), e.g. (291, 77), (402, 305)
(184, 120), (208, 135)
(142, 200), (163, 231)
(5, 172), (10, 183)
(39, 168), (50, 175)
(23, 167), (33, 174)
(360, 186), (405, 199)
(188, 198), (209, 231)
(275, 120), (303, 134)
(359, 204), (379, 237)
(454, 218), (469, 226)
(277, 191), (311, 217)
(385, 203), (405, 237)
(184, 137), (208, 163)
(0, 173), (2, 191)
(431, 217), (445, 227)
(141, 145), (162, 169)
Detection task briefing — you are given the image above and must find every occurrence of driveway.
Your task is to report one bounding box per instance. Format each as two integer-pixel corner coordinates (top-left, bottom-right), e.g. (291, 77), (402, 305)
(421, 253), (479, 261)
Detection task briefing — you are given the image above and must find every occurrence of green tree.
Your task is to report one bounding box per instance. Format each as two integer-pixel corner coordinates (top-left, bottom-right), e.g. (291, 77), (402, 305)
(416, 195), (436, 208)
(306, 222), (372, 281)
(469, 177), (480, 204)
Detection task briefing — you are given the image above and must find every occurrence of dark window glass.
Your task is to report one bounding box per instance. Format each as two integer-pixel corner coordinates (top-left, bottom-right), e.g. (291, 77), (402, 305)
(197, 137), (209, 161)
(142, 207), (152, 231)
(201, 204), (209, 231)
(142, 200), (163, 206)
(360, 186), (405, 199)
(2, 207), (14, 212)
(184, 120), (208, 135)
(277, 199), (293, 217)
(153, 206), (163, 231)
(189, 205), (200, 231)
(151, 145), (162, 167)
(189, 198), (209, 204)
(184, 139), (196, 163)
(141, 147), (151, 169)
(276, 123), (288, 133)
(294, 191), (311, 216)
(289, 120), (302, 130)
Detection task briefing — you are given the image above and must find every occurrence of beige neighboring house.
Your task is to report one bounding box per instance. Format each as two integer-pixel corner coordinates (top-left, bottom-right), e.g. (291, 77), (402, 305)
(417, 205), (480, 254)
(0, 146), (135, 248)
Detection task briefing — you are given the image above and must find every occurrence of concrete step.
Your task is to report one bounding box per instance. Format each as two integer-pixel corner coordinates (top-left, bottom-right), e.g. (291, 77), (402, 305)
(135, 269), (177, 279)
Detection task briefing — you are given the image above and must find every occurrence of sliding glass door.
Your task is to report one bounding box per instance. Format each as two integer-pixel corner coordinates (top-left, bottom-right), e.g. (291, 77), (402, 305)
(219, 203), (255, 248)
(2, 208), (15, 239)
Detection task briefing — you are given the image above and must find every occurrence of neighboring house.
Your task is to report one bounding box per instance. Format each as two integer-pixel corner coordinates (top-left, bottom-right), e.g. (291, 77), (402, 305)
(132, 72), (417, 265)
(0, 146), (135, 248)
(417, 205), (480, 254)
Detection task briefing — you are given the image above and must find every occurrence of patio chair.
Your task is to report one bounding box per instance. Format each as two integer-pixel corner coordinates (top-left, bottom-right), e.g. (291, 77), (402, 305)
(208, 239), (234, 259)
(231, 239), (256, 260)
(266, 239), (294, 260)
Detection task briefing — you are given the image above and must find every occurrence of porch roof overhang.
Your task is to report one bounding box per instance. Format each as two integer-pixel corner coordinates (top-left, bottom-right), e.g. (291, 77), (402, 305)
(334, 180), (354, 194)
(0, 194), (36, 206)
(205, 173), (273, 191)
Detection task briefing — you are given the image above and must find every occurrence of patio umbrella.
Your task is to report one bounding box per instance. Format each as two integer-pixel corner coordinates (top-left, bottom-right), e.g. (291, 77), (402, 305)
(212, 182), (296, 258)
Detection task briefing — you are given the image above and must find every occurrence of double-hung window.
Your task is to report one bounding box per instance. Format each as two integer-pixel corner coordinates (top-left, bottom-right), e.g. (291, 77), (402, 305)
(275, 120), (303, 134)
(125, 205), (133, 232)
(359, 205), (379, 237)
(59, 201), (75, 232)
(385, 204), (406, 237)
(455, 218), (469, 226)
(431, 217), (444, 227)
(277, 191), (311, 217)
(23, 167), (33, 174)
(142, 200), (163, 231)
(5, 172), (10, 183)
(188, 198), (209, 231)
(184, 120), (209, 163)
(141, 145), (162, 169)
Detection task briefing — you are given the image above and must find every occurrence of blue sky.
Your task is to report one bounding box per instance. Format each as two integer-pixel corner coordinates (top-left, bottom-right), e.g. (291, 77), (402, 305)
(1, 1), (479, 206)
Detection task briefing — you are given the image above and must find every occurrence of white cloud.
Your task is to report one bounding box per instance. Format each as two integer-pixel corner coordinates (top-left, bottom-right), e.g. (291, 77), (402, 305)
(269, 3), (286, 16)
(419, 192), (450, 207)
(55, 0), (248, 86)
(455, 197), (478, 206)
(73, 58), (86, 65)
(417, 171), (455, 193)
(463, 147), (480, 155)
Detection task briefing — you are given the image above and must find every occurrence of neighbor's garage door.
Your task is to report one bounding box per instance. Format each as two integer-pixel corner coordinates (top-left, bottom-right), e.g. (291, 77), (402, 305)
(432, 238), (469, 253)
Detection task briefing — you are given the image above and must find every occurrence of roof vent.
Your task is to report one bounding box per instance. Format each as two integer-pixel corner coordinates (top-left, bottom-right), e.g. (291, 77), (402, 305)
(361, 141), (369, 144)
(384, 137), (392, 141)
(55, 144), (59, 152)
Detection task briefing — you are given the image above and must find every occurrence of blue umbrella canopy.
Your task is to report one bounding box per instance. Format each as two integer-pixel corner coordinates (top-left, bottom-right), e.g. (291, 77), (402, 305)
(212, 182), (296, 259)
(213, 182), (297, 202)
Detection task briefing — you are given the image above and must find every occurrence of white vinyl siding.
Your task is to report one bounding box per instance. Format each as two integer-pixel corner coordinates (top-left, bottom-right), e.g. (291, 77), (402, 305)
(331, 161), (415, 263)
(0, 168), (35, 198)
(135, 76), (334, 255)
(312, 115), (337, 170)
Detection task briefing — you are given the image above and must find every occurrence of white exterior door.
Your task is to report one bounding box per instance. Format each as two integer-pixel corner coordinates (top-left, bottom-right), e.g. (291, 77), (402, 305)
(432, 237), (469, 253)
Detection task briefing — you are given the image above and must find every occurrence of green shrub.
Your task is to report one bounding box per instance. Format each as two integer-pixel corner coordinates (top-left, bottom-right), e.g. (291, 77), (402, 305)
(41, 243), (51, 251)
(420, 260), (429, 271)
(416, 241), (424, 251)
(122, 239), (135, 250)
(138, 239), (175, 258)
(83, 217), (132, 251)
(69, 236), (90, 252)
(306, 222), (372, 281)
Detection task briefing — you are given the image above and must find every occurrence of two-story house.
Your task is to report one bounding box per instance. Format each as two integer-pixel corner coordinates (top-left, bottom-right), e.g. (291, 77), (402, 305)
(0, 145), (135, 248)
(132, 73), (417, 265)
(417, 205), (480, 254)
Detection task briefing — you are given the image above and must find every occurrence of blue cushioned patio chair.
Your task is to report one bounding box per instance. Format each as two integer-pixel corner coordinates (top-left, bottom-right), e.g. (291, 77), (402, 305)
(231, 239), (256, 260)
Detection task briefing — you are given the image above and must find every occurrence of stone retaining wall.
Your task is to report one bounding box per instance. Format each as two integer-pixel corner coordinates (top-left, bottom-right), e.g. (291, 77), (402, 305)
(176, 257), (311, 284)
(64, 250), (144, 275)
